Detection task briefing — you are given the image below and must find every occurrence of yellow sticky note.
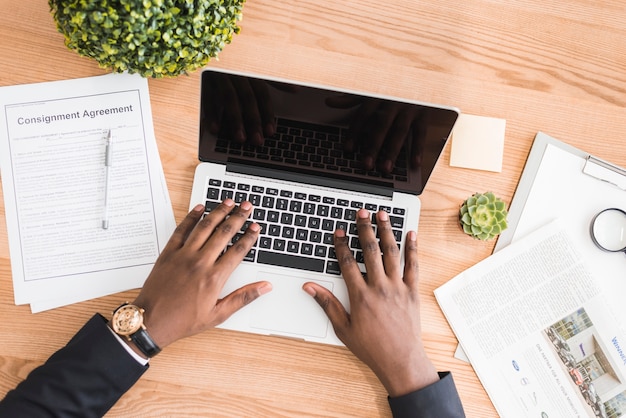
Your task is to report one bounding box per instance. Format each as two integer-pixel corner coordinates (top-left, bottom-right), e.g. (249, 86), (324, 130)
(449, 114), (506, 172)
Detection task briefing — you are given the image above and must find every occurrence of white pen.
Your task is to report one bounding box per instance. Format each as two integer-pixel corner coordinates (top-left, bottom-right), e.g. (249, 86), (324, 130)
(102, 129), (113, 230)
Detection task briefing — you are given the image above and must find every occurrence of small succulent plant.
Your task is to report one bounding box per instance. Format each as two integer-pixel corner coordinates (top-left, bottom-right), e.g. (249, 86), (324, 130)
(459, 192), (508, 241)
(48, 0), (245, 78)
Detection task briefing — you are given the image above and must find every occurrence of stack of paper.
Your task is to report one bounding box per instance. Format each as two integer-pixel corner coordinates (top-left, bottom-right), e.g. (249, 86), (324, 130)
(436, 134), (626, 417)
(0, 73), (176, 312)
(435, 221), (626, 417)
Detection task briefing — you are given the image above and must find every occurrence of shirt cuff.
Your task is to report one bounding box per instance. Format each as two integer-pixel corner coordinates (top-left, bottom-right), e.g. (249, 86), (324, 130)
(107, 325), (150, 366)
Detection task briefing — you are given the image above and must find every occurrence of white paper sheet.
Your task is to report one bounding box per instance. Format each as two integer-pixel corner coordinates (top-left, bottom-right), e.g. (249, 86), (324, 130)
(0, 73), (176, 310)
(436, 221), (626, 417)
(507, 143), (626, 312)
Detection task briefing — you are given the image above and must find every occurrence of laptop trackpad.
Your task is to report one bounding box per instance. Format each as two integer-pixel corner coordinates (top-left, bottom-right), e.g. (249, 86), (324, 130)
(250, 272), (334, 338)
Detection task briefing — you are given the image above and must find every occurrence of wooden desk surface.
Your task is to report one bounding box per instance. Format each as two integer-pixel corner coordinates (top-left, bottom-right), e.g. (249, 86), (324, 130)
(1, 1), (624, 416)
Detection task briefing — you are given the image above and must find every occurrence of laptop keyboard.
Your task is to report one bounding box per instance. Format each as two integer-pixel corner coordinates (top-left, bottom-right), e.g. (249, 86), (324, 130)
(214, 118), (409, 183)
(204, 178), (407, 276)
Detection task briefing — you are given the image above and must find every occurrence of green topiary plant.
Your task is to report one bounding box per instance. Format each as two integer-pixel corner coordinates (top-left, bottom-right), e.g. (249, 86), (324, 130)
(459, 192), (508, 241)
(48, 0), (245, 78)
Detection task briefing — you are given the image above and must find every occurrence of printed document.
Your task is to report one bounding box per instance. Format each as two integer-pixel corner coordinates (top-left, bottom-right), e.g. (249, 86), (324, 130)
(0, 73), (176, 311)
(435, 221), (626, 417)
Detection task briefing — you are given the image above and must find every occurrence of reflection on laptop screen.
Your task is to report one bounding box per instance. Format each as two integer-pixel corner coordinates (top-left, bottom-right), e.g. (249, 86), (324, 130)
(199, 70), (458, 195)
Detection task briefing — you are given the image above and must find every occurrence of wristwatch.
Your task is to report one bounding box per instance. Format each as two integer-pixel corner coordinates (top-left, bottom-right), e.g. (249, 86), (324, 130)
(111, 302), (162, 358)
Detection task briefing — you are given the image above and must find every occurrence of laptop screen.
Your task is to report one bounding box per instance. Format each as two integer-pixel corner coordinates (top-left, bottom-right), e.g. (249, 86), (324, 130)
(199, 69), (459, 195)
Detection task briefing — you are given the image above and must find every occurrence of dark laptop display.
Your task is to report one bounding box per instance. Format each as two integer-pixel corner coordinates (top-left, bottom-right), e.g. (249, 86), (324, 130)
(199, 71), (458, 196)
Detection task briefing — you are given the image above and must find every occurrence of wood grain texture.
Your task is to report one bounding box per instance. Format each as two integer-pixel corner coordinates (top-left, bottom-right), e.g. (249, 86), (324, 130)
(1, 0), (625, 416)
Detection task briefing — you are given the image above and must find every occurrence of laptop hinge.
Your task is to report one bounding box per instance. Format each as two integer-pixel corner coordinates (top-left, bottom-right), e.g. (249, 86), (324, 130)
(226, 162), (394, 198)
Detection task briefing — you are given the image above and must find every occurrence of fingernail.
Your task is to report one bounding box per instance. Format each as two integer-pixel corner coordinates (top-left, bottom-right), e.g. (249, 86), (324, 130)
(223, 199), (235, 207)
(248, 222), (260, 232)
(193, 204), (204, 212)
(259, 282), (273, 295)
(335, 228), (346, 238)
(303, 285), (316, 297)
(409, 230), (417, 241)
(240, 201), (252, 210)
(378, 210), (388, 221)
(358, 209), (369, 219)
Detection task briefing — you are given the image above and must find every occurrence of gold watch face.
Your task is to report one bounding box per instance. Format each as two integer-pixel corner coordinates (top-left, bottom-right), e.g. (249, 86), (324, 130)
(112, 304), (144, 336)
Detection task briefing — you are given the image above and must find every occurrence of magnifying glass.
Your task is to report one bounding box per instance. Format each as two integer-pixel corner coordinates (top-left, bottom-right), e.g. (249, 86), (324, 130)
(590, 208), (626, 253)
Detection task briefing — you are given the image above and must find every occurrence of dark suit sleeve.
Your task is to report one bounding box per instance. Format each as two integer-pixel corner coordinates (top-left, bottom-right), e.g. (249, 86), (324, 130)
(0, 314), (148, 418)
(387, 372), (465, 417)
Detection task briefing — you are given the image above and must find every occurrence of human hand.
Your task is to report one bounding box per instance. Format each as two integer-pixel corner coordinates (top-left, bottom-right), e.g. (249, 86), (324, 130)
(131, 200), (272, 351)
(303, 209), (438, 397)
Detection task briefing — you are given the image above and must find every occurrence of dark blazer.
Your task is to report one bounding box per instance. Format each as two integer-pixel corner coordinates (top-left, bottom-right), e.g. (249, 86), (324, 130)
(0, 314), (465, 417)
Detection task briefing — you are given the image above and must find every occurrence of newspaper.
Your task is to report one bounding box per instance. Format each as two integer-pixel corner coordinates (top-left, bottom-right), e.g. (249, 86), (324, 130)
(435, 221), (626, 417)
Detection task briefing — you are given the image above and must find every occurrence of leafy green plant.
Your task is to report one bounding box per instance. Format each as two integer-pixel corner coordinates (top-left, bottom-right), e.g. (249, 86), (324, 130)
(49, 0), (245, 78)
(459, 192), (508, 241)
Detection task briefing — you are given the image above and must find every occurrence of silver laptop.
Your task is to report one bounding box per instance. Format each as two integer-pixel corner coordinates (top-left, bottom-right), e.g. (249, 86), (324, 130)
(190, 68), (459, 345)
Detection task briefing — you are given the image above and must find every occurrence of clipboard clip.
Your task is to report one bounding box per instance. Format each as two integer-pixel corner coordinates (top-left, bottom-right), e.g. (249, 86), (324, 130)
(583, 155), (626, 191)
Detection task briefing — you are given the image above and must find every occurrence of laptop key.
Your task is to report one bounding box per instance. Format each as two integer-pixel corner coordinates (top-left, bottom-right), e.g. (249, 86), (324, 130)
(326, 261), (341, 275)
(389, 216), (404, 229)
(282, 227), (295, 239)
(322, 219), (334, 231)
(294, 215), (307, 227)
(273, 239), (286, 251)
(267, 211), (279, 223)
(314, 245), (327, 257)
(207, 188), (220, 200)
(257, 251), (325, 273)
(304, 203), (316, 214)
(287, 241), (299, 253)
(344, 209), (357, 221)
(244, 248), (256, 262)
(336, 221), (348, 231)
(310, 231), (322, 243)
(280, 212), (294, 225)
(308, 217), (321, 229)
(205, 200), (220, 213)
(330, 207), (343, 219)
(253, 208), (266, 220)
(289, 200), (303, 213)
(317, 205), (329, 217)
(276, 198), (289, 210)
(234, 192), (247, 203)
(262, 196), (275, 208)
(268, 225), (281, 236)
(249, 194), (261, 206)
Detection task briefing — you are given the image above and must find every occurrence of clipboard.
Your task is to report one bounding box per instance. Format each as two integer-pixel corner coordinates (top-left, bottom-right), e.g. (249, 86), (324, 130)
(454, 131), (626, 363)
(493, 131), (625, 304)
(495, 132), (626, 251)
